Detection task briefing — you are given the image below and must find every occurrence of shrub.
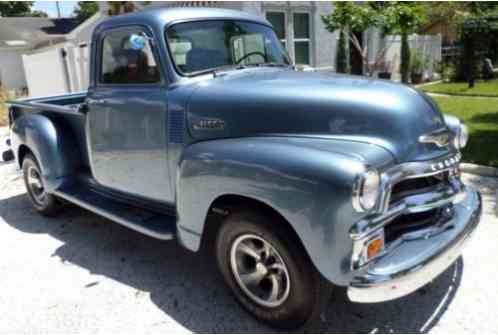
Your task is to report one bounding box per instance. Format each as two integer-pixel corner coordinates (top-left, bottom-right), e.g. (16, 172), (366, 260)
(336, 30), (350, 73)
(410, 50), (430, 75)
(442, 62), (458, 82)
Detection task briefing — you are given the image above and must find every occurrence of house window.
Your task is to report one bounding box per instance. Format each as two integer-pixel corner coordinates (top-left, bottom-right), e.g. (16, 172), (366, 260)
(266, 12), (286, 48)
(293, 13), (310, 65)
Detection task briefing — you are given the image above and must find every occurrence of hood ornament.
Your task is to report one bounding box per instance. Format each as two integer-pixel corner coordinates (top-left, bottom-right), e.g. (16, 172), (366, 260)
(419, 129), (451, 147)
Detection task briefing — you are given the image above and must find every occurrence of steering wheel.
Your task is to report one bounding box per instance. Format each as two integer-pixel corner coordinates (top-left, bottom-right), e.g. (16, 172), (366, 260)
(235, 51), (266, 64)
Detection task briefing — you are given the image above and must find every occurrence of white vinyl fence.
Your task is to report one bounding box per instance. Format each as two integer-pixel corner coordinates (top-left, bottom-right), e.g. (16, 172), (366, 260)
(22, 43), (90, 97)
(384, 34), (442, 81)
(22, 49), (68, 97)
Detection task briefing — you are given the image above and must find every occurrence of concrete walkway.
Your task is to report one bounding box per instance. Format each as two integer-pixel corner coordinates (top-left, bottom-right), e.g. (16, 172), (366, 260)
(427, 92), (498, 100)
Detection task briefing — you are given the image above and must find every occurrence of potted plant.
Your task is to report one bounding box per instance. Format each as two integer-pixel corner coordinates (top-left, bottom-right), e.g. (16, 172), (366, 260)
(410, 51), (428, 84)
(377, 60), (393, 79)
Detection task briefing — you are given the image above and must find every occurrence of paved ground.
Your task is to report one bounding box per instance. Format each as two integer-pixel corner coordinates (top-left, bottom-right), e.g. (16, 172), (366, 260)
(1, 137), (498, 333)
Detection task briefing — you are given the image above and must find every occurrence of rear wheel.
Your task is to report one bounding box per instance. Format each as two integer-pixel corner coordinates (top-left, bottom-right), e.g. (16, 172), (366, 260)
(22, 154), (62, 216)
(216, 209), (331, 329)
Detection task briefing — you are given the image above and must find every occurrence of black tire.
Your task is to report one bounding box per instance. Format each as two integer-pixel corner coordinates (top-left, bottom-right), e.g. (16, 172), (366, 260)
(216, 209), (332, 329)
(22, 154), (62, 216)
(2, 149), (14, 162)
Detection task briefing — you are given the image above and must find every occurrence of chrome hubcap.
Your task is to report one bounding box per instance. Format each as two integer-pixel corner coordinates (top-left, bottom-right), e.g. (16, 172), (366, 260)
(230, 234), (291, 308)
(27, 166), (46, 205)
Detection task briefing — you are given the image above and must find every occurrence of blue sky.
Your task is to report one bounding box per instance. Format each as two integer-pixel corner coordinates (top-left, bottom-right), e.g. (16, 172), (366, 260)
(33, 1), (78, 18)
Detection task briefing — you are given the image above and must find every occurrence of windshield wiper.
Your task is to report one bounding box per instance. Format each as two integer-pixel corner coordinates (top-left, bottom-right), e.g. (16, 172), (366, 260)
(211, 64), (248, 76)
(249, 63), (290, 68)
(210, 63), (289, 77)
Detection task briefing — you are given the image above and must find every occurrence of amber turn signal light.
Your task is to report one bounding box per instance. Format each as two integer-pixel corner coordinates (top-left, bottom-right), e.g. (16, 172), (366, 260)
(367, 237), (384, 260)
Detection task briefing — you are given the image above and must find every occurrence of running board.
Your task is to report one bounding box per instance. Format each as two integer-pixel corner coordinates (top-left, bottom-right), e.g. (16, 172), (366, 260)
(54, 184), (176, 240)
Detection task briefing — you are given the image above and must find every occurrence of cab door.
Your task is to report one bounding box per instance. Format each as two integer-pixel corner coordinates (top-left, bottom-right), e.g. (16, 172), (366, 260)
(86, 26), (173, 203)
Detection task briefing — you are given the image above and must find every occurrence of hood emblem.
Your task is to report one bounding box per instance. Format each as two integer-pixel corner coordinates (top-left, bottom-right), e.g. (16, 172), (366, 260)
(192, 118), (225, 131)
(419, 129), (451, 147)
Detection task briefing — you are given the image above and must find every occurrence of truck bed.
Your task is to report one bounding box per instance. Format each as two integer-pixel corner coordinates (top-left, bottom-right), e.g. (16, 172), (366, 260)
(8, 91), (90, 167)
(8, 91), (87, 117)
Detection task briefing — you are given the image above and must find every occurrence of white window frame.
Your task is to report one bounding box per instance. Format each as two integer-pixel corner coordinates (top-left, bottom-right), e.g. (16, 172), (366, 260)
(264, 10), (287, 48)
(292, 11), (312, 66)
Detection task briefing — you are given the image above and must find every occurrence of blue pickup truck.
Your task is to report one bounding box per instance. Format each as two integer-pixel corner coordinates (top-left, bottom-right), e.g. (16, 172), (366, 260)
(6, 7), (481, 329)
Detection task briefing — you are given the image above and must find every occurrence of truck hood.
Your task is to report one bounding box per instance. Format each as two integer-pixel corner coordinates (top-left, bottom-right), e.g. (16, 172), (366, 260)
(186, 69), (454, 163)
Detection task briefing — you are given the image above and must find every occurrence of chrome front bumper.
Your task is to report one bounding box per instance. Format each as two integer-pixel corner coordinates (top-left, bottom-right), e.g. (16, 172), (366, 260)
(347, 185), (481, 303)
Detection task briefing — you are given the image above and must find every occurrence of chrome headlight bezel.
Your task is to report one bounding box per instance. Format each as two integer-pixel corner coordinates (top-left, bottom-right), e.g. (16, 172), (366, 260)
(454, 123), (469, 149)
(353, 169), (381, 213)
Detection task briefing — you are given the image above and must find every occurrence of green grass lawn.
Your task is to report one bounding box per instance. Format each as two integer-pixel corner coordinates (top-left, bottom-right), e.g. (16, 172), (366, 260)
(433, 95), (498, 167)
(422, 80), (498, 97)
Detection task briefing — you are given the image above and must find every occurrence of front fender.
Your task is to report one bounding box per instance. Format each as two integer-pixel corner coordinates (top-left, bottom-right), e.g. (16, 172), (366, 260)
(176, 136), (393, 285)
(11, 114), (80, 191)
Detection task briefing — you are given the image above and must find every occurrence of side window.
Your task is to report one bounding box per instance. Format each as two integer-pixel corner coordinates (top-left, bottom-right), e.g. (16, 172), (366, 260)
(100, 28), (160, 84)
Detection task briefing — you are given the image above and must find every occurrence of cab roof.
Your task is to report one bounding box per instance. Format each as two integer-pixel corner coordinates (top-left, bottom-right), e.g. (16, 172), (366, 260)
(95, 7), (271, 32)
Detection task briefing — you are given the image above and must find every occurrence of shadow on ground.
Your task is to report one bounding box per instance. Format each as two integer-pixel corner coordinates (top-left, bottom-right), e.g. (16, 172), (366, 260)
(461, 130), (498, 167)
(463, 174), (497, 217)
(0, 193), (463, 333)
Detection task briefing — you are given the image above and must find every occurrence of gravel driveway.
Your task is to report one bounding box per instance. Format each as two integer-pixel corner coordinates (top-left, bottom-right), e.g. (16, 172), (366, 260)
(0, 143), (497, 333)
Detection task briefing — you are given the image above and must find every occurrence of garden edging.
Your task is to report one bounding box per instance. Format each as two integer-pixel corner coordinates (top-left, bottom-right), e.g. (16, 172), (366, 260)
(425, 91), (498, 99)
(414, 80), (442, 88)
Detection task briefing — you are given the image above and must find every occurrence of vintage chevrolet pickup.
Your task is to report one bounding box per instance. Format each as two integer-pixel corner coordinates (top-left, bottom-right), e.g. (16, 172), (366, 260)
(6, 7), (481, 329)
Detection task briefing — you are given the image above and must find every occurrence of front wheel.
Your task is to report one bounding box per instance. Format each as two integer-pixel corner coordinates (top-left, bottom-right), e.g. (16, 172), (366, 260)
(22, 154), (62, 216)
(216, 209), (331, 329)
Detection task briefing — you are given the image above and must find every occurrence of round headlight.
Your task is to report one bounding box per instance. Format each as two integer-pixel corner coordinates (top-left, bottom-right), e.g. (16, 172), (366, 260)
(353, 170), (381, 212)
(455, 123), (469, 149)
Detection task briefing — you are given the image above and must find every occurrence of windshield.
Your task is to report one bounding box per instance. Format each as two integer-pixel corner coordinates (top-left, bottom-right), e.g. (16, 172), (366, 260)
(166, 20), (291, 75)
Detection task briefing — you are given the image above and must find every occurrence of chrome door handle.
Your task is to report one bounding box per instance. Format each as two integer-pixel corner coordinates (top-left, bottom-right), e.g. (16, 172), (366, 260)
(87, 98), (106, 105)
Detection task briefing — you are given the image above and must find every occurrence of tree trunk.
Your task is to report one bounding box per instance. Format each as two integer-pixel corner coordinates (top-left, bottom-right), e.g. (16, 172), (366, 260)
(401, 33), (410, 84)
(349, 31), (363, 75)
(463, 34), (475, 88)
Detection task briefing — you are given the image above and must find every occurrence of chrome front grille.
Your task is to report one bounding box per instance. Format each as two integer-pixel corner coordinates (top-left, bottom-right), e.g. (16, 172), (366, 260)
(389, 173), (449, 205)
(382, 168), (458, 243)
(384, 208), (443, 243)
(350, 153), (463, 269)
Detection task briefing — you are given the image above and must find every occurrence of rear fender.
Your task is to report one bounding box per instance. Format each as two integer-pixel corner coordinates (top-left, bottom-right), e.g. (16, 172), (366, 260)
(11, 114), (80, 191)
